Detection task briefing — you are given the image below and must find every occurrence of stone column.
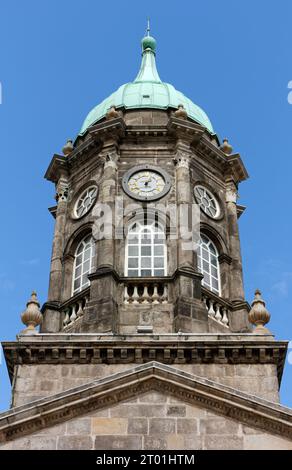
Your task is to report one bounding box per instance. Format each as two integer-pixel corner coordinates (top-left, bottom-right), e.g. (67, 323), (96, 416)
(82, 143), (119, 333)
(225, 179), (250, 331)
(173, 140), (207, 333)
(42, 175), (68, 332)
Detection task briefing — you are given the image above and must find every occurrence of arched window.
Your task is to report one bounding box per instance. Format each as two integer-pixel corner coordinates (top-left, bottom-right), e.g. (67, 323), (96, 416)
(197, 235), (220, 295)
(72, 235), (95, 295)
(126, 220), (167, 277)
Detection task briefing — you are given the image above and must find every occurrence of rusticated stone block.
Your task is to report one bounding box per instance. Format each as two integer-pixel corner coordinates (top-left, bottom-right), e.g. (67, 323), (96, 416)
(149, 418), (175, 434)
(92, 418), (127, 435)
(66, 418), (91, 435)
(185, 405), (206, 418)
(200, 418), (240, 435)
(166, 435), (185, 450)
(128, 418), (148, 434)
(183, 436), (203, 450)
(204, 435), (243, 450)
(28, 437), (57, 450)
(110, 404), (166, 418)
(57, 436), (93, 450)
(144, 436), (167, 450)
(177, 418), (198, 434)
(166, 405), (186, 417)
(94, 435), (142, 450)
(243, 434), (292, 450)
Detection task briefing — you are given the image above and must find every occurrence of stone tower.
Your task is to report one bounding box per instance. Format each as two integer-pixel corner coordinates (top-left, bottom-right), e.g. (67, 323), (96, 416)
(0, 30), (291, 450)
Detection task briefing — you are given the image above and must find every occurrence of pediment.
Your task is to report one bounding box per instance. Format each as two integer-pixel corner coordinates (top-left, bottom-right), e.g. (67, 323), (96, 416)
(0, 362), (291, 443)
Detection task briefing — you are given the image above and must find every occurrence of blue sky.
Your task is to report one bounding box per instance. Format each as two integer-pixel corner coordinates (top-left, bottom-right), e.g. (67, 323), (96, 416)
(0, 0), (291, 410)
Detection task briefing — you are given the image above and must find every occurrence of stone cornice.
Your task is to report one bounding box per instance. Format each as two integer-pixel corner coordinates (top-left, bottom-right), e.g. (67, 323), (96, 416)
(2, 337), (287, 385)
(0, 362), (291, 443)
(89, 117), (126, 143)
(195, 138), (249, 184)
(167, 117), (205, 143)
(44, 154), (68, 184)
(225, 153), (249, 183)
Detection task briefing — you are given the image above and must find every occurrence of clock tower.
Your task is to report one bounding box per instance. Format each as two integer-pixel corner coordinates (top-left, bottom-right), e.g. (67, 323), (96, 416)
(1, 29), (291, 450)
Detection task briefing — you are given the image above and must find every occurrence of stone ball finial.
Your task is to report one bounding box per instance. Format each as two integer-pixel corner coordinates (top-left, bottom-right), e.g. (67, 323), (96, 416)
(174, 104), (188, 120)
(106, 106), (120, 120)
(248, 289), (271, 335)
(220, 138), (233, 155)
(20, 291), (43, 335)
(62, 139), (74, 156)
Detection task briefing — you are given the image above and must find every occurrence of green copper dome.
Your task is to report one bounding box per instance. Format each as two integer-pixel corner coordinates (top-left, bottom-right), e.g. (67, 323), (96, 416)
(79, 31), (214, 136)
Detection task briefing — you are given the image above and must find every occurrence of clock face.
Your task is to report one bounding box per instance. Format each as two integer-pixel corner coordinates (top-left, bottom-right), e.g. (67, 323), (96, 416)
(122, 165), (171, 201)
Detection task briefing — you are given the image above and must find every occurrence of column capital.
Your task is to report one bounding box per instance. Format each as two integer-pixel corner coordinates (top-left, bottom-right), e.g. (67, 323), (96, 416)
(55, 179), (69, 203)
(225, 180), (238, 204)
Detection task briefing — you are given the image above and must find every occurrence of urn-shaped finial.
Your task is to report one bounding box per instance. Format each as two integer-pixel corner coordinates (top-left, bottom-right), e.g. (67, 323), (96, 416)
(20, 291), (43, 335)
(62, 139), (74, 156)
(220, 138), (233, 155)
(106, 106), (120, 120)
(248, 289), (271, 334)
(174, 104), (187, 120)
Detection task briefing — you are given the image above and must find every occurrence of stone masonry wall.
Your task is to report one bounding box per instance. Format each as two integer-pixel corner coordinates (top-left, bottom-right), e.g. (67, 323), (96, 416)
(1, 391), (291, 450)
(12, 363), (279, 408)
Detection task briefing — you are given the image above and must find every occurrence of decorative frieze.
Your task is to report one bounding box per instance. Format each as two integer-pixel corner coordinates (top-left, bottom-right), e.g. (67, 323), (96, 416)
(3, 338), (287, 384)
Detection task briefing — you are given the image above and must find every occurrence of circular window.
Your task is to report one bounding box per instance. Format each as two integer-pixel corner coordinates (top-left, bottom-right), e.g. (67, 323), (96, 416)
(74, 186), (98, 219)
(194, 185), (220, 218)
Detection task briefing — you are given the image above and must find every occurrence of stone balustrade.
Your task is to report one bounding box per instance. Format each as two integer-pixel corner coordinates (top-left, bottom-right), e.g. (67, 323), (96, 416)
(202, 288), (230, 327)
(62, 290), (89, 328)
(124, 280), (168, 304)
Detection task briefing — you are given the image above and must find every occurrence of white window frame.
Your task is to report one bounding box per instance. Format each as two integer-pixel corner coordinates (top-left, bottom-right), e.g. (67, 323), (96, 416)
(197, 234), (221, 295)
(72, 235), (95, 296)
(125, 220), (167, 277)
(74, 186), (98, 219)
(194, 185), (220, 219)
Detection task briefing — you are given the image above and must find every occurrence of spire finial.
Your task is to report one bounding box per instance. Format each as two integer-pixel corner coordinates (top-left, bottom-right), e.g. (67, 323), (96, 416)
(146, 18), (150, 36)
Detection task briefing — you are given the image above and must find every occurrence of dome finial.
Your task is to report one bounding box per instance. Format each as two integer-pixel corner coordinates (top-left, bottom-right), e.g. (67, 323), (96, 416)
(141, 20), (156, 53)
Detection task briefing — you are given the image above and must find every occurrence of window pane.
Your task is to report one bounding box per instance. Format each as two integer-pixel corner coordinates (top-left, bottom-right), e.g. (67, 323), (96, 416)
(141, 269), (151, 277)
(128, 269), (138, 277)
(204, 273), (210, 285)
(154, 257), (164, 268)
(128, 237), (139, 244)
(75, 265), (82, 278)
(141, 246), (151, 256)
(74, 278), (80, 290)
(141, 238), (151, 244)
(82, 274), (89, 286)
(212, 279), (219, 290)
(211, 265), (218, 277)
(154, 245), (164, 256)
(128, 246), (138, 256)
(211, 255), (217, 266)
(84, 249), (91, 261)
(202, 249), (209, 261)
(75, 254), (83, 267)
(203, 260), (209, 272)
(83, 260), (90, 273)
(154, 269), (164, 276)
(128, 258), (138, 268)
(141, 257), (151, 268)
